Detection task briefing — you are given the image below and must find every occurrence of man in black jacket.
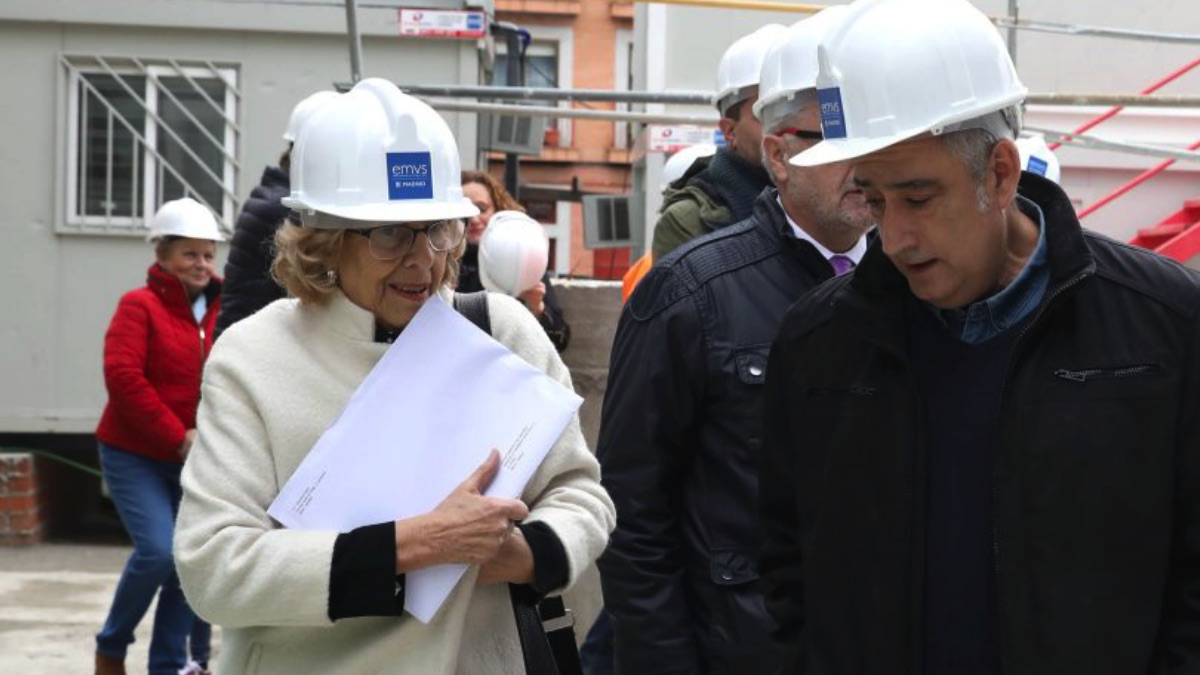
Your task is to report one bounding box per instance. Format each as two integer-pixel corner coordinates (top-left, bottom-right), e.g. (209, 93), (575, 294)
(760, 1), (1200, 673)
(215, 90), (335, 339)
(596, 13), (872, 673)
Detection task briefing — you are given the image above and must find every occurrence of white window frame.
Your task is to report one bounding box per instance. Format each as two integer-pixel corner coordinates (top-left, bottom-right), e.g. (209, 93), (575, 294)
(495, 25), (574, 147)
(614, 28), (633, 150)
(541, 201), (573, 276)
(61, 59), (239, 234)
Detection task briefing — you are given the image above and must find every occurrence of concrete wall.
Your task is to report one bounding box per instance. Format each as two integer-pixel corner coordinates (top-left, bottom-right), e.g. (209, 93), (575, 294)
(0, 0), (482, 433)
(556, 279), (623, 450)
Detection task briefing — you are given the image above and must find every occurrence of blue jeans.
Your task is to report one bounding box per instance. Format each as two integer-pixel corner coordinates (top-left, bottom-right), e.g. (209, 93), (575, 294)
(95, 443), (211, 674)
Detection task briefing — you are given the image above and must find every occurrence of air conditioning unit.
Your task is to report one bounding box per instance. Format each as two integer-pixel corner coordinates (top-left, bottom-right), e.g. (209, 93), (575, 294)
(582, 193), (644, 249)
(482, 108), (547, 156)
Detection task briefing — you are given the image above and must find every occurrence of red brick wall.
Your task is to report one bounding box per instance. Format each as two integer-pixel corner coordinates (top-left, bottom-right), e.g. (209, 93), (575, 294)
(0, 454), (45, 546)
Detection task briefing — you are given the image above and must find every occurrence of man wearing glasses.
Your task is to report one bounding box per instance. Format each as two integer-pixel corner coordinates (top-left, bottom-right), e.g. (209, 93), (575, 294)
(595, 10), (871, 674)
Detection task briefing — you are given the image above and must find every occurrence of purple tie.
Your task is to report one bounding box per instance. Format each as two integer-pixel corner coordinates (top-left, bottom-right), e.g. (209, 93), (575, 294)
(829, 254), (855, 276)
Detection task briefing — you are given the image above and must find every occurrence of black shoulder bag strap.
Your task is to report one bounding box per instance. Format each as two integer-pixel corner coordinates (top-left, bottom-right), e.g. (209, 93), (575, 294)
(450, 291), (582, 675)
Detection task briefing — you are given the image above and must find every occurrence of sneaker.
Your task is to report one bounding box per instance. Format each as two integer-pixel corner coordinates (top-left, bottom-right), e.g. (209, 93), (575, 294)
(178, 660), (212, 675)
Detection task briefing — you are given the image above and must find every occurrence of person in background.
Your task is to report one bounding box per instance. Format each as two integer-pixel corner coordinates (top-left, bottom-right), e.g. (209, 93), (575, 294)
(460, 170), (570, 351)
(596, 9), (870, 674)
(620, 143), (719, 304)
(174, 78), (613, 675)
(649, 24), (784, 262)
(93, 197), (224, 675)
(214, 89), (337, 340)
(761, 0), (1200, 672)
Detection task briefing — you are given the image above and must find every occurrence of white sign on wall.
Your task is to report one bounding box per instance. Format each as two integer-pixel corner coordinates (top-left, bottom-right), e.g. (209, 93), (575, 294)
(399, 9), (487, 39)
(648, 124), (725, 153)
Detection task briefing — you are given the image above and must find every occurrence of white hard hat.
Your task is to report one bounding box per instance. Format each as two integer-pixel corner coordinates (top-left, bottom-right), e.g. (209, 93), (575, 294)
(146, 197), (225, 243)
(661, 143), (717, 191)
(1015, 134), (1062, 184)
(281, 78), (479, 225)
(713, 24), (787, 116)
(753, 6), (851, 129)
(793, 0), (1027, 167)
(478, 211), (549, 297)
(282, 90), (339, 143)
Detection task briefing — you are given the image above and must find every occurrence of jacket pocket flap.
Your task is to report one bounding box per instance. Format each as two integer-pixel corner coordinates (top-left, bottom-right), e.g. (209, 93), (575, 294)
(710, 549), (760, 586)
(734, 348), (770, 385)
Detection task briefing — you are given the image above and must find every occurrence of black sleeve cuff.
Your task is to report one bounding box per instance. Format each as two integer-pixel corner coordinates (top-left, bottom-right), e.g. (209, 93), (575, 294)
(329, 522), (406, 621)
(517, 521), (570, 596)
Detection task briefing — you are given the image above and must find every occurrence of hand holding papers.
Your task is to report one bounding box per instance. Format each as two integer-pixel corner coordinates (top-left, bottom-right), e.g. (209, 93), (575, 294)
(267, 296), (583, 622)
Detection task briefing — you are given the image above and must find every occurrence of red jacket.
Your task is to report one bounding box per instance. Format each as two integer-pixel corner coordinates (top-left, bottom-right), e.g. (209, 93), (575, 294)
(96, 264), (222, 463)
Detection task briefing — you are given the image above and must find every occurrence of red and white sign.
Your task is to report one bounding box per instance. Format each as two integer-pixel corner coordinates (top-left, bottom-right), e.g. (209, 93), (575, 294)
(399, 9), (488, 39)
(648, 124), (725, 153)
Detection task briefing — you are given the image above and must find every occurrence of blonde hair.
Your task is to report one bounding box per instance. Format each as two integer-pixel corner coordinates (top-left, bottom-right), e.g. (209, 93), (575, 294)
(271, 222), (465, 304)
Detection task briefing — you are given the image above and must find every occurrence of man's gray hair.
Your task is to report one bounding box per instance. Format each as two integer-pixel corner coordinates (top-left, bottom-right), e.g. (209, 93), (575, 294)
(759, 88), (821, 183)
(939, 104), (1024, 208)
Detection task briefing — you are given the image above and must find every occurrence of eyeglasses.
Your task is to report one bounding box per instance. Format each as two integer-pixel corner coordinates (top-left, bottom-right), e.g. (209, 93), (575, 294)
(348, 220), (465, 260)
(776, 128), (825, 141)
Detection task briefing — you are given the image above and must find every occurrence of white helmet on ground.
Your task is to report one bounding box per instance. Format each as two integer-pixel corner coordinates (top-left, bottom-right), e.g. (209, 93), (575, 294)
(661, 143), (717, 191)
(146, 197), (225, 243)
(793, 0), (1027, 167)
(281, 78), (479, 225)
(478, 211), (549, 297)
(282, 90), (339, 143)
(753, 6), (851, 131)
(1015, 134), (1062, 184)
(713, 24), (787, 117)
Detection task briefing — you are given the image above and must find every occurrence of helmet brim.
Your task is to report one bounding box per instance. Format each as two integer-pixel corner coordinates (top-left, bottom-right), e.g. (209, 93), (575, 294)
(790, 129), (925, 167)
(281, 197), (480, 225)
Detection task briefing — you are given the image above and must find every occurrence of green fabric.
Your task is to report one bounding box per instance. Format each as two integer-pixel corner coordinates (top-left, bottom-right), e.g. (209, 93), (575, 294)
(651, 185), (732, 261)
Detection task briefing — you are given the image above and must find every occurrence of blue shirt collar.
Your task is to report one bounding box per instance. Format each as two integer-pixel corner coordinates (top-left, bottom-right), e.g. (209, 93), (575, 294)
(934, 195), (1050, 344)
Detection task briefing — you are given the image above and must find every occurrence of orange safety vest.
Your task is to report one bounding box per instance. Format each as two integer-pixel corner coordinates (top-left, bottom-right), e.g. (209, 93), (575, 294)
(621, 252), (654, 304)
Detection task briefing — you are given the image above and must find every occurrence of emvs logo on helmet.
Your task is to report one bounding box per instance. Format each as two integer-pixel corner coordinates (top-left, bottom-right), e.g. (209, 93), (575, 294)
(817, 87), (846, 140)
(387, 152), (434, 200)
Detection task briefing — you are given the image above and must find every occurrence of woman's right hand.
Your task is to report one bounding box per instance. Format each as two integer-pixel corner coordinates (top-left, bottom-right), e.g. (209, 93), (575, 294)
(394, 449), (530, 573)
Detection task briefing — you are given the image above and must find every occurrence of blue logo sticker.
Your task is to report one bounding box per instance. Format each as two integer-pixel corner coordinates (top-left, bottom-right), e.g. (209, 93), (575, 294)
(467, 12), (483, 30)
(817, 87), (847, 140)
(387, 152), (433, 201)
(1026, 156), (1049, 176)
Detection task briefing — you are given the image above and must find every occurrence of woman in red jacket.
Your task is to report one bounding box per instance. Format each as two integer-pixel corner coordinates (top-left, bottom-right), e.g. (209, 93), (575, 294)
(93, 198), (224, 675)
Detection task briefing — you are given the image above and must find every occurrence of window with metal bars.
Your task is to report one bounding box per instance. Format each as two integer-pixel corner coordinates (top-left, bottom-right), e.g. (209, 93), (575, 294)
(60, 56), (240, 234)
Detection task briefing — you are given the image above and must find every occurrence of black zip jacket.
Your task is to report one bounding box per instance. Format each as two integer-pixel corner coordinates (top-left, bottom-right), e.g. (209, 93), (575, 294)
(598, 189), (847, 675)
(759, 173), (1200, 675)
(215, 165), (291, 340)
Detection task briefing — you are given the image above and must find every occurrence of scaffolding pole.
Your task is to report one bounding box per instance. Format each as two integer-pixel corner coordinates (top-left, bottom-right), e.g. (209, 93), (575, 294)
(394, 84), (1200, 109)
(344, 0), (364, 83)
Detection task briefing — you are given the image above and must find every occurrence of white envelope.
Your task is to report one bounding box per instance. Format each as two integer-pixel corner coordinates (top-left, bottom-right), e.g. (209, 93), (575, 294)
(268, 296), (582, 622)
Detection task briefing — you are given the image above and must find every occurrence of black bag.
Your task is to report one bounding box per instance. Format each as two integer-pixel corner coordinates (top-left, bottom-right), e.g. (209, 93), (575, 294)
(453, 292), (583, 675)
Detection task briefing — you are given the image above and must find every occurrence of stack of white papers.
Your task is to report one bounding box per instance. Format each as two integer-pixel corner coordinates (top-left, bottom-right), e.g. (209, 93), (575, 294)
(267, 296), (583, 622)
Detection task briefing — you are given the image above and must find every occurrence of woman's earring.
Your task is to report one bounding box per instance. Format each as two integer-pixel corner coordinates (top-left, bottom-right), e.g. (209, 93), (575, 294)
(326, 269), (338, 285)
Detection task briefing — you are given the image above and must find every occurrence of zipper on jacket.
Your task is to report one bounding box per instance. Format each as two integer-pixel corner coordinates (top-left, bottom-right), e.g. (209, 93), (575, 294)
(1053, 363), (1161, 383)
(993, 266), (1092, 674)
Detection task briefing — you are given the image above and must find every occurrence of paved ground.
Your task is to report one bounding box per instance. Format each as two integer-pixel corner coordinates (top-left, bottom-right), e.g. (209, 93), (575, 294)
(0, 543), (221, 675)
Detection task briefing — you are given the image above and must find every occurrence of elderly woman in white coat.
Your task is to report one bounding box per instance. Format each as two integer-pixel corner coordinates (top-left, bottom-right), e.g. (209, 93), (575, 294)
(173, 78), (615, 675)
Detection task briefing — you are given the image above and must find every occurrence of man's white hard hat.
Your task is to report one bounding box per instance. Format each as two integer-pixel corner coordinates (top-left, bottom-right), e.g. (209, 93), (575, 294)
(281, 78), (479, 225)
(792, 0), (1027, 167)
(661, 143), (717, 191)
(713, 24), (788, 117)
(753, 6), (851, 128)
(1015, 134), (1062, 184)
(478, 211), (549, 297)
(282, 90), (339, 143)
(146, 197), (225, 243)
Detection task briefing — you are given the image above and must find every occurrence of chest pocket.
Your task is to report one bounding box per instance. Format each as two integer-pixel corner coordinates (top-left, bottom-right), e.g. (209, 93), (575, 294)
(734, 347), (769, 385)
